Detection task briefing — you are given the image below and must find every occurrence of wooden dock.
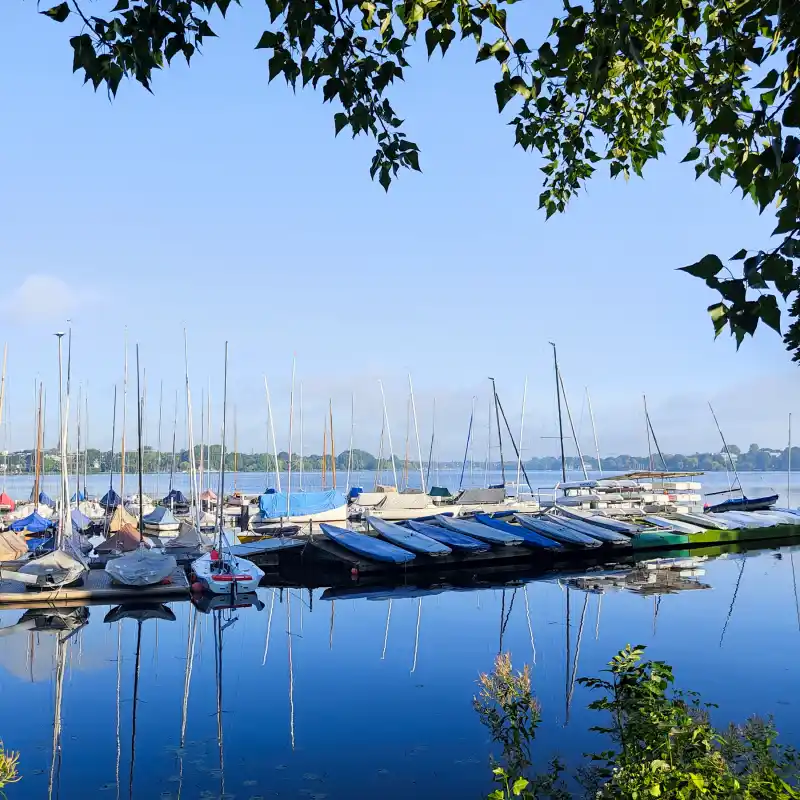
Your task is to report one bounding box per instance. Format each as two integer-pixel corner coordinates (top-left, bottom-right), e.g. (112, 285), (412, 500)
(0, 566), (190, 610)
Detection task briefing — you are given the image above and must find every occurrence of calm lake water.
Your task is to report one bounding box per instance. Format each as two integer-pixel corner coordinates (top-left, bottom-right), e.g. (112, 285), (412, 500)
(2, 470), (800, 799)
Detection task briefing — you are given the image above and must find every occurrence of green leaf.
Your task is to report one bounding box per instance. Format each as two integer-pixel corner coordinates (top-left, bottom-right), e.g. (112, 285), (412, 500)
(754, 69), (779, 89)
(708, 303), (728, 339)
(512, 777), (529, 796)
(255, 31), (282, 50)
(731, 248), (748, 260)
(41, 2), (70, 22)
(784, 94), (800, 129)
(111, 0), (129, 10)
(513, 38), (531, 55)
(758, 295), (781, 333)
(494, 79), (515, 112)
(679, 254), (724, 279)
(334, 112), (348, 136)
(682, 146), (701, 163)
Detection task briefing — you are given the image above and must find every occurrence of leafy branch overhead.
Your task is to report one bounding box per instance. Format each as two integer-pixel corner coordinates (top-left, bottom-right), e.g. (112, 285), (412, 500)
(40, 0), (800, 357)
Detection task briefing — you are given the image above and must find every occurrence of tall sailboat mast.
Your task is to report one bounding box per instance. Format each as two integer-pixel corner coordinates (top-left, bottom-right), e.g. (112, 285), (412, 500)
(264, 376), (281, 492)
(408, 375), (426, 493)
(346, 392), (354, 490)
(586, 387), (602, 476)
(329, 399), (337, 489)
(515, 377), (528, 494)
(288, 357), (296, 513)
(378, 381), (396, 489)
(120, 332), (128, 500)
(550, 342), (567, 482)
(489, 377), (506, 486)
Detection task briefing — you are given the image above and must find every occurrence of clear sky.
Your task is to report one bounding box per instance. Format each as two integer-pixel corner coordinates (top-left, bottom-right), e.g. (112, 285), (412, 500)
(1, 0), (798, 461)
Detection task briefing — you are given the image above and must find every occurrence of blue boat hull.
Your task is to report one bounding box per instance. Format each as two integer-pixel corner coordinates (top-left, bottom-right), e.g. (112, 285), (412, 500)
(706, 494), (779, 513)
(320, 524), (415, 564)
(435, 515), (523, 546)
(514, 514), (602, 548)
(474, 514), (563, 551)
(366, 517), (451, 556)
(406, 520), (490, 552)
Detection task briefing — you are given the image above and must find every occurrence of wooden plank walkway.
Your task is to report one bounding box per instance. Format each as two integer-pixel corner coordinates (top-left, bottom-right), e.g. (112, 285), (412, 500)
(0, 566), (190, 609)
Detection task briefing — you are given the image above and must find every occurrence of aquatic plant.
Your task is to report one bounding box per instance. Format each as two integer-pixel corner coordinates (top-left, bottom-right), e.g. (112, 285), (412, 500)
(477, 645), (800, 799)
(0, 741), (20, 796)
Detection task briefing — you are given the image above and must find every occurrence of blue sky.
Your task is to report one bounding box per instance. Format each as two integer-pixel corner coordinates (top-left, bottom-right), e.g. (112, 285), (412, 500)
(1, 0), (798, 460)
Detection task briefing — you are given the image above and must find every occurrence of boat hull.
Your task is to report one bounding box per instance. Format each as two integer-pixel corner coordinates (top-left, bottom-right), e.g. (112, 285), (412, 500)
(191, 552), (265, 594)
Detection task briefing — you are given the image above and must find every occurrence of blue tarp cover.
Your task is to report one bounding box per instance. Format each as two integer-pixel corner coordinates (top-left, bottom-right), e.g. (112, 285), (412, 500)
(10, 511), (56, 533)
(162, 489), (188, 505)
(71, 508), (92, 532)
(100, 489), (122, 509)
(143, 506), (178, 525)
(38, 491), (54, 506)
(259, 490), (346, 519)
(71, 490), (86, 502)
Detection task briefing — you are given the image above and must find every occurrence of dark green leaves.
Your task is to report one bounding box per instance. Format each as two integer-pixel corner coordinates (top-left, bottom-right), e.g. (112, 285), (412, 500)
(41, 3), (70, 22)
(680, 254), (724, 279)
(784, 92), (800, 129)
(682, 146), (701, 163)
(494, 78), (516, 112)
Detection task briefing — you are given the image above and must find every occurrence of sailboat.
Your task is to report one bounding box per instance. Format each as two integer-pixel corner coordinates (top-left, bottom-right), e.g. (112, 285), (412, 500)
(0, 333), (87, 589)
(192, 343), (265, 596)
(105, 346), (177, 587)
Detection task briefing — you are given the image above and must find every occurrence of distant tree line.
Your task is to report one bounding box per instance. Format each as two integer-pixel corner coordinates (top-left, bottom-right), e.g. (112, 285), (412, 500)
(1, 443), (797, 475)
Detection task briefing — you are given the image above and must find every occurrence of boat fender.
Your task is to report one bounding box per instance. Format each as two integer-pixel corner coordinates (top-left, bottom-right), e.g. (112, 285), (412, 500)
(350, 567), (359, 580)
(191, 581), (205, 593)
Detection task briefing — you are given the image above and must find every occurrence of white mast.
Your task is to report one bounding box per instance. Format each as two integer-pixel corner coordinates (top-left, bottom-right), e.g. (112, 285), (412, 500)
(264, 376), (281, 492)
(346, 393), (355, 490)
(484, 395), (492, 487)
(515, 376), (528, 496)
(120, 330), (128, 500)
(298, 383), (304, 491)
(408, 374), (426, 493)
(287, 358), (296, 519)
(586, 387), (602, 476)
(789, 412), (793, 506)
(183, 329), (201, 530)
(378, 380), (398, 489)
(559, 369), (588, 480)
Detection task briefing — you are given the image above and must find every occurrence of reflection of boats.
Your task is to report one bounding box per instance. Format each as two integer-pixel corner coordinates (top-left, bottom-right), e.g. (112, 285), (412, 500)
(192, 591), (265, 613)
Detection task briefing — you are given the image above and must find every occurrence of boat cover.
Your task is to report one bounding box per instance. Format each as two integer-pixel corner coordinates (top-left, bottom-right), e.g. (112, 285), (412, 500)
(456, 488), (506, 505)
(259, 490), (346, 519)
(162, 489), (188, 505)
(108, 505), (138, 532)
(429, 486), (452, 498)
(100, 488), (122, 509)
(474, 513), (563, 550)
(105, 549), (177, 586)
(70, 490), (86, 502)
(320, 523), (415, 563)
(143, 506), (179, 526)
(165, 522), (214, 549)
(9, 511), (55, 533)
(200, 489), (218, 500)
(37, 491), (54, 506)
(407, 520), (490, 552)
(94, 524), (149, 553)
(70, 508), (92, 532)
(231, 538), (306, 557)
(0, 492), (16, 511)
(367, 516), (451, 555)
(0, 531), (27, 560)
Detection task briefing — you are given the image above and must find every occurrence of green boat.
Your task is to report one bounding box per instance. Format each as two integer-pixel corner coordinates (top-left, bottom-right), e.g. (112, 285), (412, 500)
(687, 522), (800, 546)
(631, 530), (689, 549)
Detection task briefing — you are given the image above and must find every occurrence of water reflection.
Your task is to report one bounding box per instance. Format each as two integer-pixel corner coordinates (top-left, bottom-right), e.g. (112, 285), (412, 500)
(2, 544), (800, 800)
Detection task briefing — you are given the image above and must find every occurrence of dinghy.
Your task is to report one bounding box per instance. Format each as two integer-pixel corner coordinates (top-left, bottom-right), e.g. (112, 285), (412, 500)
(406, 520), (490, 552)
(474, 513), (563, 551)
(434, 515), (524, 546)
(9, 511), (55, 534)
(546, 513), (631, 545)
(106, 548), (177, 587)
(0, 492), (15, 513)
(706, 492), (779, 513)
(514, 514), (603, 548)
(0, 537), (86, 589)
(143, 506), (180, 534)
(366, 516), (451, 556)
(321, 523), (415, 563)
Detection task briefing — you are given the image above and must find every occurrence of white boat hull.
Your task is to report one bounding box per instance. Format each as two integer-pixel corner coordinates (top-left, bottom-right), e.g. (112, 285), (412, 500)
(191, 552), (264, 595)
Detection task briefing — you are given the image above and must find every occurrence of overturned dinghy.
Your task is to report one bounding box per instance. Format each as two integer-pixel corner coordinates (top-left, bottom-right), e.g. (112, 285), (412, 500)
(106, 548), (178, 587)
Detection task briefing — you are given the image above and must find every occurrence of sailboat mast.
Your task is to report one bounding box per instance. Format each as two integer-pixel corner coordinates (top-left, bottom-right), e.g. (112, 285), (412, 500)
(378, 381), (396, 489)
(121, 332), (128, 500)
(217, 342), (230, 538)
(403, 396), (410, 490)
(55, 332), (67, 549)
(408, 375), (426, 493)
(550, 342), (567, 482)
(183, 329), (201, 529)
(322, 416), (328, 489)
(34, 382), (43, 506)
(489, 378), (506, 486)
(233, 409), (238, 493)
(789, 413), (793, 505)
(708, 403), (743, 490)
(559, 370), (588, 480)
(516, 377), (528, 495)
(346, 392), (354, 490)
(169, 391), (178, 495)
(264, 376), (281, 492)
(288, 357), (296, 512)
(426, 399), (436, 491)
(155, 381), (163, 498)
(299, 383), (304, 491)
(586, 388), (602, 476)
(644, 395), (654, 472)
(329, 399), (337, 489)
(136, 345), (144, 542)
(76, 384), (82, 500)
(459, 400), (475, 490)
(84, 389), (89, 500)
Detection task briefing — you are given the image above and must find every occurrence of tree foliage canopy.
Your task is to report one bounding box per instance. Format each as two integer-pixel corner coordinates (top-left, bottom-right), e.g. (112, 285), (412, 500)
(38, 0), (800, 357)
